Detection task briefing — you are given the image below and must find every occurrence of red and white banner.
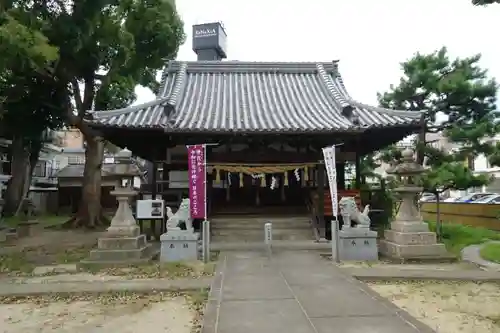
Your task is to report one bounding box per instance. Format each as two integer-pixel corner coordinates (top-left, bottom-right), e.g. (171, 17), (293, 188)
(187, 144), (207, 219)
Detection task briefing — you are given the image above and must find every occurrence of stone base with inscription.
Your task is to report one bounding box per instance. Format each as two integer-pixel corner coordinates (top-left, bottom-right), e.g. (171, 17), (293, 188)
(160, 229), (200, 262)
(338, 227), (378, 261)
(379, 221), (449, 260)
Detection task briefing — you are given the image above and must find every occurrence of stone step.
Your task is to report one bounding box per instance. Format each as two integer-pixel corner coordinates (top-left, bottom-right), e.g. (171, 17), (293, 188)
(211, 222), (310, 230)
(211, 218), (310, 228)
(213, 228), (312, 237)
(212, 232), (313, 242)
(211, 216), (310, 224)
(210, 240), (331, 252)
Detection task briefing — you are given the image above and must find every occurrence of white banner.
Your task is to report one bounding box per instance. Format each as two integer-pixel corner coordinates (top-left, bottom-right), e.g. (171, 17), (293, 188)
(322, 146), (338, 217)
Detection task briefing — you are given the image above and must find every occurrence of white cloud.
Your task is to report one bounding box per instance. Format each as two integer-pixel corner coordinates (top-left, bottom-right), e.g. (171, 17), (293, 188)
(134, 0), (500, 108)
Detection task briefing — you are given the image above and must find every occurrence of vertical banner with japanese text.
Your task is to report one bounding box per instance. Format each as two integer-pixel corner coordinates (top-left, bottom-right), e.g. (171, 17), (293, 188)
(187, 144), (207, 219)
(322, 146), (338, 217)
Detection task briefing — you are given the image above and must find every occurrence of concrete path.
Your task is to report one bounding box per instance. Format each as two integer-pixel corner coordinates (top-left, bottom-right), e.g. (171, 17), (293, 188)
(462, 241), (500, 271)
(203, 251), (434, 333)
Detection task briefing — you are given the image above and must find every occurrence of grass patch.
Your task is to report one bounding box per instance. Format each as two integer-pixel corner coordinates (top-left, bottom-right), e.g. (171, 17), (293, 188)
(427, 221), (500, 254)
(1, 215), (70, 229)
(0, 252), (34, 274)
(480, 242), (500, 263)
(55, 245), (94, 264)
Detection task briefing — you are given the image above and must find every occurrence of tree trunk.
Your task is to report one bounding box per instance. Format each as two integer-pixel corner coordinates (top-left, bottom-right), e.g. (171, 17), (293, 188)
(72, 133), (106, 228)
(436, 193), (442, 242)
(416, 115), (426, 165)
(3, 136), (30, 216)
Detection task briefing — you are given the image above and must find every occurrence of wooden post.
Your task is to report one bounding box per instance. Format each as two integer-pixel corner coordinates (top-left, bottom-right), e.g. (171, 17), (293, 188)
(355, 153), (361, 189)
(337, 162), (346, 190)
(206, 146), (213, 217)
(151, 161), (158, 199)
(317, 160), (326, 239)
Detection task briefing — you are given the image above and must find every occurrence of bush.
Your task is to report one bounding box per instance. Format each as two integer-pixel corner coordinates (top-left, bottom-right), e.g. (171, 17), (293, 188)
(427, 221), (500, 254)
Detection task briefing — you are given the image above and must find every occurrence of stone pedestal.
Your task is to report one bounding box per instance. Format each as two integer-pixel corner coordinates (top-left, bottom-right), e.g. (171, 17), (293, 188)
(160, 229), (200, 262)
(338, 227), (378, 261)
(81, 187), (154, 267)
(380, 222), (448, 259)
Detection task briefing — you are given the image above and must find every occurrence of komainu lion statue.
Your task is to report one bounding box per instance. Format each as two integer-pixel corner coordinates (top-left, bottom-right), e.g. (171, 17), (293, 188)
(338, 196), (371, 228)
(166, 198), (193, 232)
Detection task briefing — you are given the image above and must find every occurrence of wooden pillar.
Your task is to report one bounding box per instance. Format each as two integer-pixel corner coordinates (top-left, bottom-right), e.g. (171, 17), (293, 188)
(161, 148), (172, 200)
(355, 153), (361, 189)
(337, 162), (346, 190)
(317, 160), (326, 239)
(151, 161), (158, 199)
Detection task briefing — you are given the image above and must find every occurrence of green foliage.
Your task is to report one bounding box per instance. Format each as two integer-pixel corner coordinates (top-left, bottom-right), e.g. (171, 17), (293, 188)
(427, 221), (500, 254)
(359, 153), (381, 182)
(472, 0), (500, 5)
(42, 0), (187, 113)
(0, 8), (65, 158)
(377, 47), (498, 193)
(479, 243), (500, 263)
(422, 162), (490, 193)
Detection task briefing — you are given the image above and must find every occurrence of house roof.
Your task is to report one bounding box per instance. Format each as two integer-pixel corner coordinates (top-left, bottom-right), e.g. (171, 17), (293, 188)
(55, 163), (144, 179)
(88, 61), (423, 133)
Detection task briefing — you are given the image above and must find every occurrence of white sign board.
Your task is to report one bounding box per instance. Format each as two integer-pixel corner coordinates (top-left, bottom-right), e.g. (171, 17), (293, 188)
(136, 199), (164, 219)
(264, 222), (272, 244)
(322, 146), (338, 217)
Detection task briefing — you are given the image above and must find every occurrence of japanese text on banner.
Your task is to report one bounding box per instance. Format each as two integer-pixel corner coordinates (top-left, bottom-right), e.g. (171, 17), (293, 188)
(322, 146), (338, 217)
(187, 145), (207, 219)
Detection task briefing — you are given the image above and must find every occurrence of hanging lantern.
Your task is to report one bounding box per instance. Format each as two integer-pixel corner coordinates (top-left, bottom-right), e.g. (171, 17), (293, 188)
(215, 168), (221, 183)
(283, 171), (289, 186)
(261, 175), (267, 187)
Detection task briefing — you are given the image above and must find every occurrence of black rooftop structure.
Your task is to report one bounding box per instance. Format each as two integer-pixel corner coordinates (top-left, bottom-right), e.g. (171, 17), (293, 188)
(89, 60), (422, 133)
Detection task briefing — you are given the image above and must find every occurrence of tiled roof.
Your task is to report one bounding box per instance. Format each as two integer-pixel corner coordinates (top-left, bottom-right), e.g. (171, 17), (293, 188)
(55, 163), (143, 179)
(89, 61), (423, 133)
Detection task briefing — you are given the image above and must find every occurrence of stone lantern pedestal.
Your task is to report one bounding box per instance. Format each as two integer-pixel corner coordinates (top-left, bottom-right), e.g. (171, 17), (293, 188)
(379, 149), (449, 260)
(80, 149), (154, 267)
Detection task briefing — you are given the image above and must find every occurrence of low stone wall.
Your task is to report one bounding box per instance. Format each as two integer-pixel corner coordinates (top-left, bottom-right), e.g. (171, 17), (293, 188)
(421, 202), (500, 231)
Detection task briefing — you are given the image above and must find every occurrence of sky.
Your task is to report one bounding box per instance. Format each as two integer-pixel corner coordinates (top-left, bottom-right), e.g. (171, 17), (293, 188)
(135, 0), (500, 108)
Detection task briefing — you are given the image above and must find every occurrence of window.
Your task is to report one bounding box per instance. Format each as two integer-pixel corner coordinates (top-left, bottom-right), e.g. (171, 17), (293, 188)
(68, 155), (84, 165)
(33, 161), (47, 177)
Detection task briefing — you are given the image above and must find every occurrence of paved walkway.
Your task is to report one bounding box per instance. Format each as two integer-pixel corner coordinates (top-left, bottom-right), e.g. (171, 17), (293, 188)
(203, 251), (434, 333)
(462, 241), (500, 271)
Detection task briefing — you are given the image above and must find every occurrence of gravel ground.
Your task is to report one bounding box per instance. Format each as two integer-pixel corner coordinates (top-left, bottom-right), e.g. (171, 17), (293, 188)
(368, 281), (500, 333)
(0, 293), (198, 333)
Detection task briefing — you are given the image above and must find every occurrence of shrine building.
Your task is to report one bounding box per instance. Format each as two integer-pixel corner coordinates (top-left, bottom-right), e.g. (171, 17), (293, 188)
(85, 22), (422, 241)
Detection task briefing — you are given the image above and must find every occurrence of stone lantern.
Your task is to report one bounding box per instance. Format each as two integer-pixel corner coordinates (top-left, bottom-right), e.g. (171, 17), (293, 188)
(379, 148), (449, 260)
(80, 148), (153, 267)
(107, 148), (139, 237)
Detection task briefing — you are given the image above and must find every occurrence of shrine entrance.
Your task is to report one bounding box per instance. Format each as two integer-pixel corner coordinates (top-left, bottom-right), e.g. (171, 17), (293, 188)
(209, 163), (315, 216)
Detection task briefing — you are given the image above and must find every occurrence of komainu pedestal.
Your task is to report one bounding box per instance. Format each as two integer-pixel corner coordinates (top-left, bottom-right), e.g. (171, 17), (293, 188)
(160, 199), (200, 262)
(338, 227), (378, 261)
(379, 149), (449, 260)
